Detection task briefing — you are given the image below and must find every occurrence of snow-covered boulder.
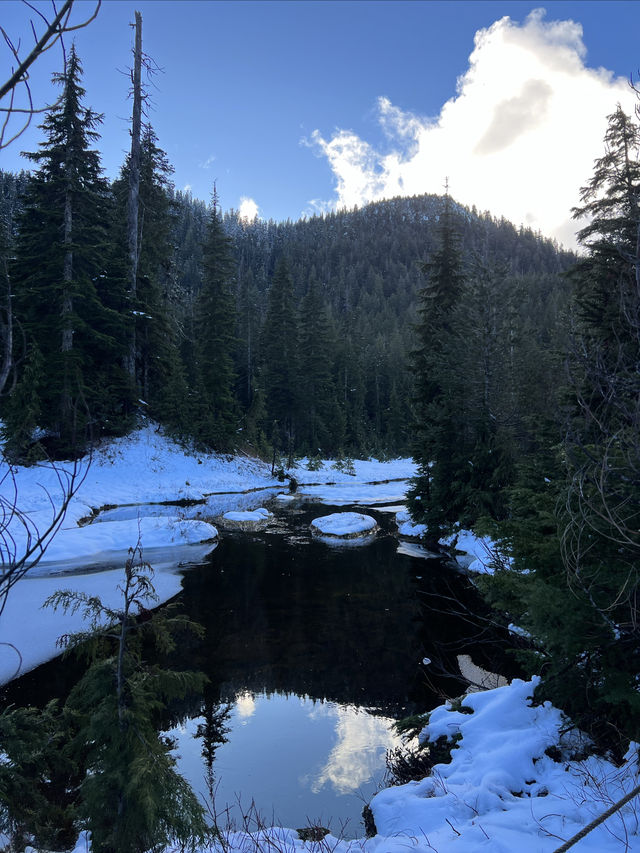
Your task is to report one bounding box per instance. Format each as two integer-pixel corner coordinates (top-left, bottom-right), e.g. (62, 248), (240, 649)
(274, 492), (299, 503)
(310, 511), (378, 542)
(395, 508), (427, 538)
(219, 507), (273, 531)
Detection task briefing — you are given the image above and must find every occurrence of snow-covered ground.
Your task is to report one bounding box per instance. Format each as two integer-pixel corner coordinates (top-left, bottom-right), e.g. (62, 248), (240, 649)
(368, 677), (640, 852)
(3, 428), (639, 852)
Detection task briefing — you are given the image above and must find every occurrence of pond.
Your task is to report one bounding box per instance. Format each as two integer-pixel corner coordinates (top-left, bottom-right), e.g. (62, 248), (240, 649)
(2, 492), (516, 838)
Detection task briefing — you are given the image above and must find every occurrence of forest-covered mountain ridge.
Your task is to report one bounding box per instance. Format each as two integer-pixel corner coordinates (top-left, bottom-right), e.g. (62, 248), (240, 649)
(223, 190), (576, 286)
(1, 160), (577, 463)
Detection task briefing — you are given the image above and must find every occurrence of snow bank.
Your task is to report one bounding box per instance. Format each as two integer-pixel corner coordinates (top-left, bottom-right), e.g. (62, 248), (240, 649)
(289, 458), (415, 506)
(0, 566), (187, 684)
(370, 678), (640, 852)
(310, 512), (378, 540)
(1, 425), (275, 567)
(292, 457), (415, 485)
(441, 528), (497, 574)
(299, 481), (411, 506)
(27, 516), (218, 575)
(222, 508), (271, 523)
(395, 509), (427, 538)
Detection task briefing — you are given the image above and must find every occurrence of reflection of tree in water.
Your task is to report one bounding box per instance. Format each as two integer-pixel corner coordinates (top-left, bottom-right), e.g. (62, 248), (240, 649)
(3, 503), (523, 740)
(177, 508), (522, 716)
(195, 698), (232, 804)
(180, 532), (427, 712)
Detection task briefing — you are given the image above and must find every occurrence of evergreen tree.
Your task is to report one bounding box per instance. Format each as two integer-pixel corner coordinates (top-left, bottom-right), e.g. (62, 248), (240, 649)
(261, 256), (299, 458)
(486, 107), (640, 746)
(110, 124), (189, 433)
(194, 190), (238, 448)
(46, 547), (209, 853)
(5, 47), (128, 457)
(407, 193), (467, 536)
(298, 269), (337, 454)
(0, 701), (78, 851)
(448, 261), (516, 522)
(235, 266), (261, 412)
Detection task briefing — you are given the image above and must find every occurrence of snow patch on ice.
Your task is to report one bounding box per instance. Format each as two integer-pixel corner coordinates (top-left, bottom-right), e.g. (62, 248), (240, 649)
(220, 507), (273, 530)
(0, 567), (184, 684)
(26, 515), (218, 573)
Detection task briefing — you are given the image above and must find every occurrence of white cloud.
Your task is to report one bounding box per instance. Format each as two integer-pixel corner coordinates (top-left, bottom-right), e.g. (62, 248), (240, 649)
(304, 705), (401, 795)
(200, 154), (216, 169)
(309, 9), (635, 249)
(238, 196), (259, 222)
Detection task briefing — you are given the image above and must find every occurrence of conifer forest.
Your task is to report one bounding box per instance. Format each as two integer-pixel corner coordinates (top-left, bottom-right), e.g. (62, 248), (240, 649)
(2, 10), (640, 852)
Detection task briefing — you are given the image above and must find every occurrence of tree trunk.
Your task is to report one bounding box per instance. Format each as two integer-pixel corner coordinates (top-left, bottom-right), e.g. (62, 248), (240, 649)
(62, 190), (73, 353)
(126, 10), (142, 382)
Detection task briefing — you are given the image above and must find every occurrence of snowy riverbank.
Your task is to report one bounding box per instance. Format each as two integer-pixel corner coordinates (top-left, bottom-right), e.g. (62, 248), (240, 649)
(40, 678), (640, 853)
(2, 426), (639, 852)
(0, 425), (415, 682)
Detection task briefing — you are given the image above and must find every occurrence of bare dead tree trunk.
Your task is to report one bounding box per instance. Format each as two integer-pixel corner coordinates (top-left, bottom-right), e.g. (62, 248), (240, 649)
(58, 113), (76, 441)
(126, 10), (142, 383)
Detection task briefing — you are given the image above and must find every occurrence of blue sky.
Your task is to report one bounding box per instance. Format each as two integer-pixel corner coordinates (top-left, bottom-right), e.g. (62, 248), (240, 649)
(1, 1), (639, 247)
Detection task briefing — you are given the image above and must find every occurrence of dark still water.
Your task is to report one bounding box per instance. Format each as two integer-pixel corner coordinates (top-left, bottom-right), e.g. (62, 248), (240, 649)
(2, 498), (517, 836)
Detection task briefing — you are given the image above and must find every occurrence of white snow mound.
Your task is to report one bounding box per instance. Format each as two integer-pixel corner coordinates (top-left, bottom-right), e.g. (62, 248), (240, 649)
(371, 677), (640, 851)
(310, 512), (377, 538)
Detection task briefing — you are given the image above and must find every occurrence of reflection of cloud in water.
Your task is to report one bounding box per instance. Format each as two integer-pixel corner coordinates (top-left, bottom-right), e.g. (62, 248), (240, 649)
(235, 691), (257, 718)
(305, 704), (402, 795)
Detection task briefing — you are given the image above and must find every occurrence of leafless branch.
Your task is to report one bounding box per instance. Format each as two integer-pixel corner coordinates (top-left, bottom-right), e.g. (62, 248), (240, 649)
(0, 446), (89, 619)
(0, 0), (101, 151)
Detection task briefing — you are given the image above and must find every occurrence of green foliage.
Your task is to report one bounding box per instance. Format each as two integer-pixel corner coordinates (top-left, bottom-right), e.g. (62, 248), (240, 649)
(45, 546), (209, 853)
(1, 342), (45, 462)
(194, 190), (238, 449)
(482, 107), (640, 749)
(298, 270), (339, 454)
(261, 256), (299, 447)
(393, 711), (430, 741)
(332, 455), (356, 476)
(408, 193), (469, 535)
(8, 48), (128, 455)
(0, 701), (78, 851)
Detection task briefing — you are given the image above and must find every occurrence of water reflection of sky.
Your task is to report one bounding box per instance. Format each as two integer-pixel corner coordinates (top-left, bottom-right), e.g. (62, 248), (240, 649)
(169, 691), (401, 835)
(305, 703), (402, 795)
